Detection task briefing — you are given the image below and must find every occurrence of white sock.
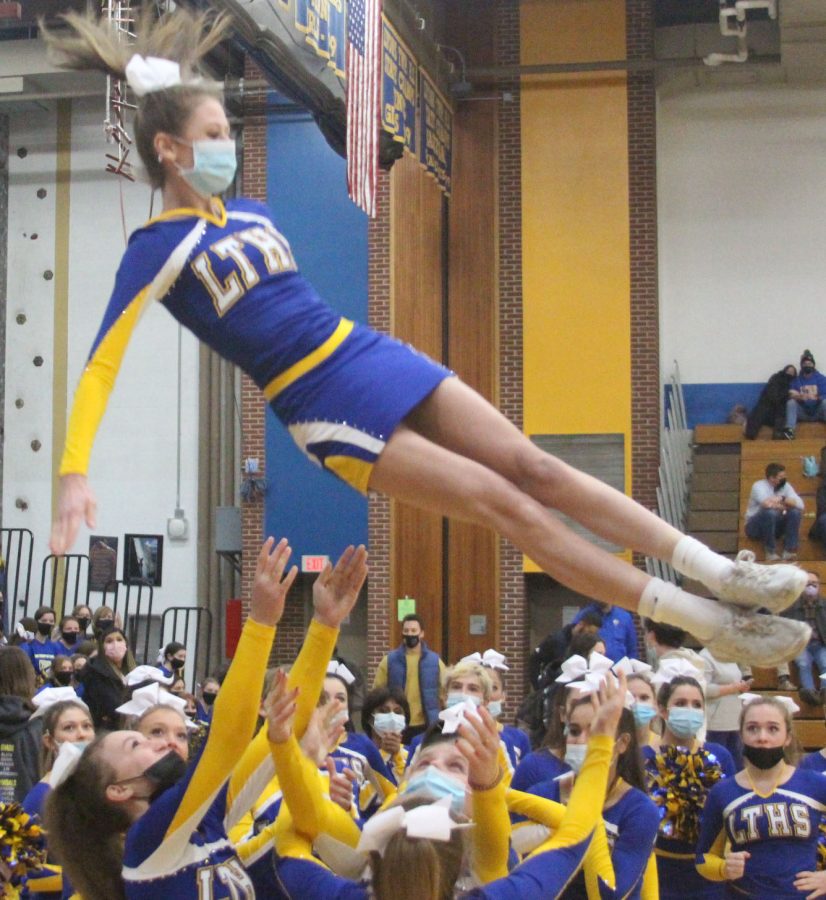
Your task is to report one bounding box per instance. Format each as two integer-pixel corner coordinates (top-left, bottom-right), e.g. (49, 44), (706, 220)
(638, 577), (720, 642)
(671, 535), (733, 592)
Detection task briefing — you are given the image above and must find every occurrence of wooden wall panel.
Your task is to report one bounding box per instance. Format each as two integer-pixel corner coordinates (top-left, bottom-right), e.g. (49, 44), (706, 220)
(446, 97), (499, 663)
(389, 152), (446, 654)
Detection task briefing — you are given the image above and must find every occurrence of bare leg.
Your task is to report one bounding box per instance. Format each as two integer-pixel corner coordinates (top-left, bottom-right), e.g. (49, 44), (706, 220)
(369, 424), (650, 611)
(405, 378), (684, 561)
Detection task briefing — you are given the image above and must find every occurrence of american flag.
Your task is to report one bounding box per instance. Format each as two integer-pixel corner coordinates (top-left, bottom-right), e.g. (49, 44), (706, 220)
(346, 0), (381, 216)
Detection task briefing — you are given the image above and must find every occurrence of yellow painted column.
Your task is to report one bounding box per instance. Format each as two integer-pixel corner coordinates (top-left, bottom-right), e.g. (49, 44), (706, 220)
(520, 0), (632, 570)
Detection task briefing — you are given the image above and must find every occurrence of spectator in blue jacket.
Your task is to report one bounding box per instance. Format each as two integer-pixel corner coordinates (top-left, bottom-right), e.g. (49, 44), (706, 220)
(783, 349), (826, 438)
(572, 601), (638, 662)
(22, 607), (70, 679)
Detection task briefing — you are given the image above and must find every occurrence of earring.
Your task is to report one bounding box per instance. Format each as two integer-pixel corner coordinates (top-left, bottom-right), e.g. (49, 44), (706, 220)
(157, 154), (163, 163)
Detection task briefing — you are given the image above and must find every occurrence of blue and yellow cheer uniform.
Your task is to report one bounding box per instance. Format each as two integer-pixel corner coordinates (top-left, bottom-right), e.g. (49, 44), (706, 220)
(696, 768), (826, 898)
(60, 198), (451, 493)
(120, 617), (272, 899)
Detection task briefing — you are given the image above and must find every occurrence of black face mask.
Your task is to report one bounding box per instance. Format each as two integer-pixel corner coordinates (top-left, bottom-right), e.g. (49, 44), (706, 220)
(37, 622), (53, 637)
(61, 632), (78, 646)
(96, 619), (114, 634)
(170, 658), (185, 671)
(802, 364), (815, 375)
(775, 478), (787, 491)
(76, 617), (91, 632)
(742, 744), (786, 770)
(202, 691), (217, 707)
(139, 751), (188, 801)
(54, 670), (73, 686)
(403, 635), (420, 649)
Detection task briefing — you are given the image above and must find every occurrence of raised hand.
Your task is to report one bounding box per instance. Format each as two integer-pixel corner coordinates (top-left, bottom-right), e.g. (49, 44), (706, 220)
(312, 545), (368, 629)
(50, 474), (97, 556)
(590, 670), (627, 739)
(264, 669), (299, 744)
(325, 757), (357, 811)
(300, 700), (346, 765)
(456, 705), (502, 791)
(250, 537), (298, 628)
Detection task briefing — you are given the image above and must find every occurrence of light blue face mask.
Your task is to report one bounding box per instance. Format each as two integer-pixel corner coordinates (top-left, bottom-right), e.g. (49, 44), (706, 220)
(404, 765), (467, 812)
(632, 703), (657, 729)
(487, 700), (503, 719)
(564, 742), (587, 774)
(176, 138), (237, 197)
(667, 707), (704, 741)
(373, 712), (406, 735)
(445, 692), (483, 709)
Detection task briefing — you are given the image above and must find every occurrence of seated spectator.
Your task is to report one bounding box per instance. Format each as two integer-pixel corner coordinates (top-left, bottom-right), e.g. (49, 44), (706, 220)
(70, 605), (93, 642)
(79, 626), (136, 729)
(10, 617), (36, 647)
(55, 615), (81, 655)
(745, 364), (797, 439)
(0, 647), (42, 802)
(744, 462), (804, 561)
(528, 609), (603, 689)
(783, 349), (826, 439)
(70, 653), (89, 678)
(572, 601), (638, 662)
(157, 641), (186, 679)
(782, 572), (826, 706)
(40, 656), (77, 692)
(362, 686), (411, 783)
(90, 606), (116, 638)
(808, 474), (826, 547)
(22, 607), (69, 679)
(195, 676), (220, 722)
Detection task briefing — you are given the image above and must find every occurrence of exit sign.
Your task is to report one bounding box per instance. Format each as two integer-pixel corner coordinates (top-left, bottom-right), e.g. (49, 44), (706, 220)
(301, 554), (330, 573)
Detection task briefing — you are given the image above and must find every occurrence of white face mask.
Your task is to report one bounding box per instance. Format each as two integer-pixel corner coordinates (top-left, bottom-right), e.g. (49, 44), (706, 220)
(564, 742), (588, 774)
(175, 138), (237, 197)
(445, 692), (483, 709)
(373, 712), (406, 734)
(487, 700), (503, 719)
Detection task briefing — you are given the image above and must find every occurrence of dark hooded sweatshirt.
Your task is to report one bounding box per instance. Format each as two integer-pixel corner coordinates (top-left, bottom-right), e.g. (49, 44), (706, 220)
(0, 695), (42, 802)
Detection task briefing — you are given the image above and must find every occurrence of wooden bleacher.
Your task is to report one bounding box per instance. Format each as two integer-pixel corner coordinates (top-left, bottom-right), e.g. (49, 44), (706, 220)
(691, 421), (826, 749)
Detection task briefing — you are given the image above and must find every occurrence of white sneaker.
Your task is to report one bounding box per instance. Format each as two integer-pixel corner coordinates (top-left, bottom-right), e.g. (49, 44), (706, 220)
(715, 550), (808, 613)
(701, 605), (811, 668)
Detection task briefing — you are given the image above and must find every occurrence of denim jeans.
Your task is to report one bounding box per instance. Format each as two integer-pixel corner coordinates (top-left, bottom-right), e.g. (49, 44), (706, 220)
(744, 506), (802, 553)
(794, 641), (826, 692)
(786, 397), (826, 429)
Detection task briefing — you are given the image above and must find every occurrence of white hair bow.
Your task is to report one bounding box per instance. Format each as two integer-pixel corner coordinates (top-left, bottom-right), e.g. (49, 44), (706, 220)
(125, 55), (182, 97)
(15, 623), (33, 642)
(740, 692), (800, 715)
(48, 741), (85, 788)
(438, 699), (481, 734)
(116, 682), (198, 729)
(31, 686), (88, 719)
(125, 665), (175, 688)
(327, 661), (356, 685)
(460, 649), (510, 671)
(314, 797), (472, 880)
(556, 651), (614, 685)
(651, 658), (706, 692)
(612, 657), (653, 677)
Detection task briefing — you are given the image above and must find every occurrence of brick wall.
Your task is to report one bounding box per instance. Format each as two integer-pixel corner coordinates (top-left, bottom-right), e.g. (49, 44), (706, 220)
(366, 170), (392, 681)
(496, 0), (529, 712)
(626, 0), (660, 542)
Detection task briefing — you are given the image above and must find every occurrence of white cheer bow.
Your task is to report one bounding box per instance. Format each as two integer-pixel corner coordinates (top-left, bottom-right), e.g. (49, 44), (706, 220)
(460, 649), (510, 672)
(125, 665), (175, 688)
(650, 658), (706, 693)
(612, 657), (653, 678)
(740, 692), (800, 715)
(125, 55), (182, 97)
(556, 651), (614, 685)
(327, 661), (356, 685)
(48, 741), (86, 788)
(31, 686), (88, 719)
(116, 682), (198, 729)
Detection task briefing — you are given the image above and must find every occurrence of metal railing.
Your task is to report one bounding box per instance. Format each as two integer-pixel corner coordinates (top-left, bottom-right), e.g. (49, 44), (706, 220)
(0, 528), (34, 629)
(160, 606), (214, 691)
(646, 361), (693, 583)
(39, 554), (90, 614)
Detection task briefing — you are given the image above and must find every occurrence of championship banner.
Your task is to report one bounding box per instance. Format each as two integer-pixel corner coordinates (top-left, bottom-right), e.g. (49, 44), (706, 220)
(293, 0), (347, 78)
(418, 68), (452, 195)
(381, 16), (417, 152)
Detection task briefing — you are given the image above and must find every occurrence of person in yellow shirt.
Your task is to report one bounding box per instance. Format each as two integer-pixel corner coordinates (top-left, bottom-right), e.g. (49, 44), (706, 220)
(372, 614), (445, 739)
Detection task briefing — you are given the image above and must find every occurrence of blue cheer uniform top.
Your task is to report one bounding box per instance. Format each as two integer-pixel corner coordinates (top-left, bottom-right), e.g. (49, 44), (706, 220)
(511, 749), (571, 792)
(799, 750), (826, 774)
(696, 767), (826, 898)
(120, 617), (273, 899)
(60, 198), (451, 494)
